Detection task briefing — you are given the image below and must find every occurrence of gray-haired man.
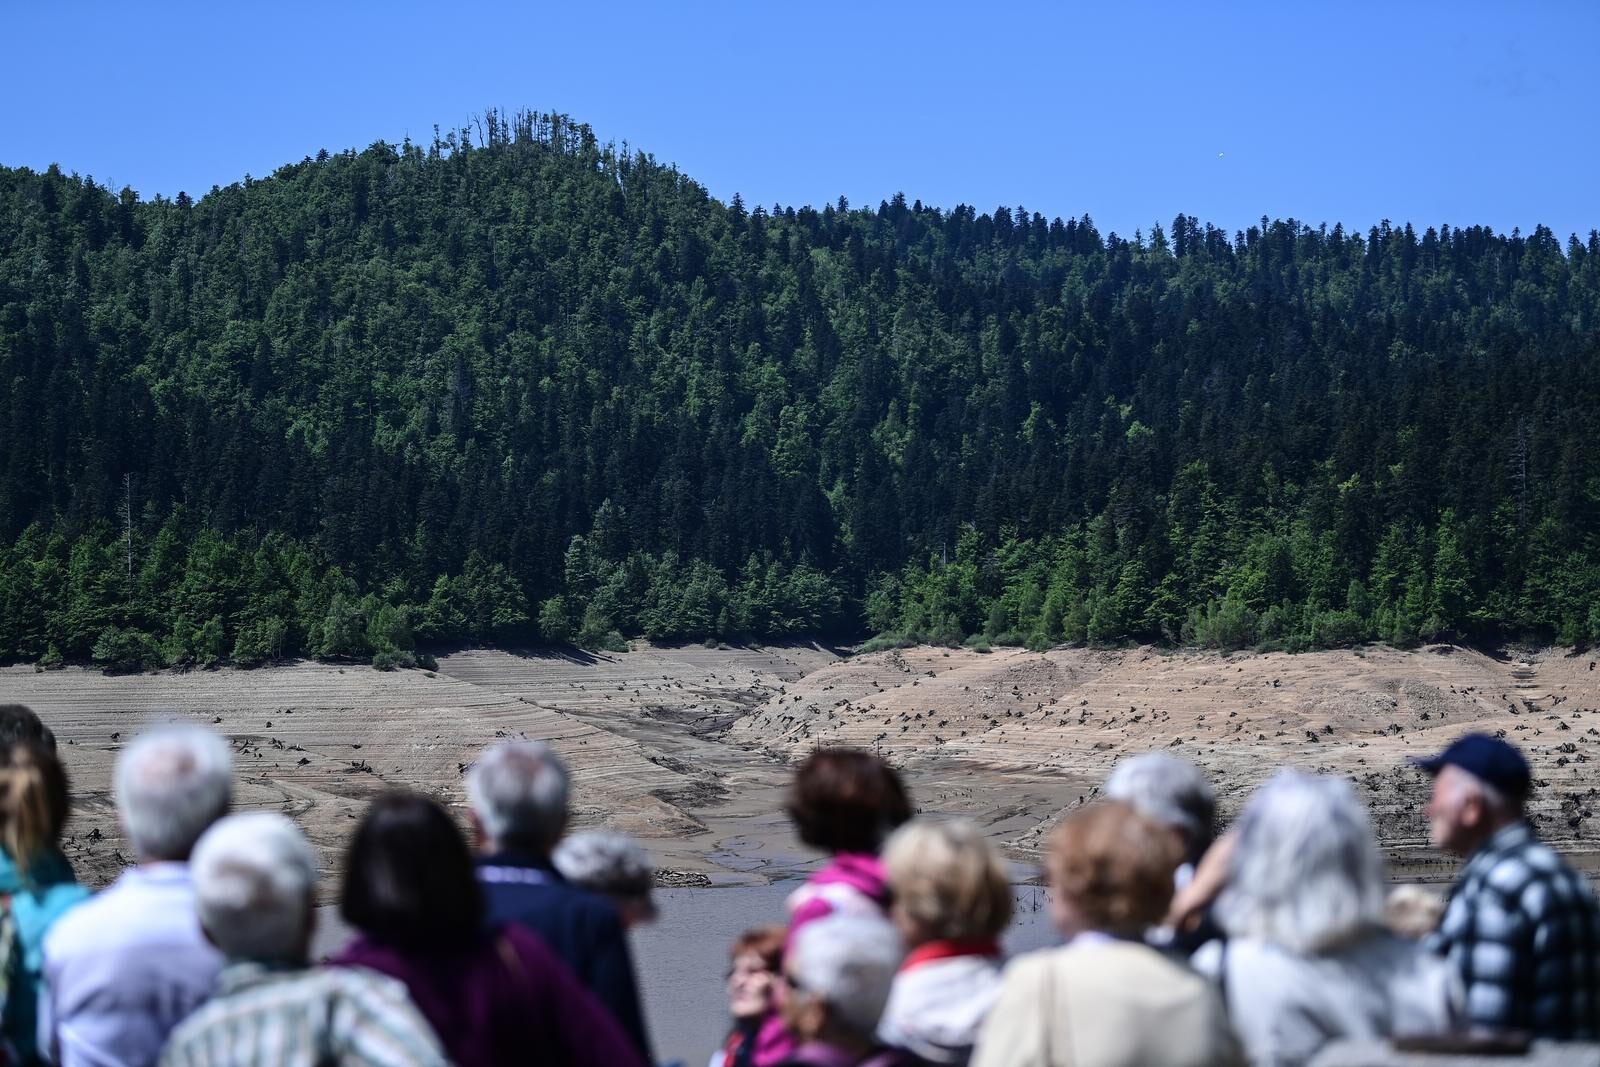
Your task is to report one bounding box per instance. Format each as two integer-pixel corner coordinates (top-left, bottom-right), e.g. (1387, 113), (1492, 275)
(1416, 733), (1600, 1039)
(466, 741), (653, 1060)
(42, 725), (233, 1067)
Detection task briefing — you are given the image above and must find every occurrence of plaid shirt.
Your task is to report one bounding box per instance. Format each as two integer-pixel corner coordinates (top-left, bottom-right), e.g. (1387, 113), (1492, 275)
(1426, 821), (1600, 1039)
(158, 962), (447, 1067)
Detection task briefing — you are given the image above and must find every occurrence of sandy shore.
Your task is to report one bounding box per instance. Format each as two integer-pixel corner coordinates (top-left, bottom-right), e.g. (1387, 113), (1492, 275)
(3, 641), (1598, 892)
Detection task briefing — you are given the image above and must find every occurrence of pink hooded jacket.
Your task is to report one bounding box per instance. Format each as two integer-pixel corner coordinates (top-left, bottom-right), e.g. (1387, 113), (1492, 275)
(751, 854), (894, 1067)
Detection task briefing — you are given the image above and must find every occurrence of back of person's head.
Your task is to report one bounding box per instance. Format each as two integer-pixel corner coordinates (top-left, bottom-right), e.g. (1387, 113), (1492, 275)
(191, 812), (316, 963)
(0, 705), (56, 753)
(1218, 770), (1385, 955)
(1104, 752), (1216, 863)
(464, 741), (570, 854)
(0, 740), (70, 877)
(341, 791), (482, 949)
(1048, 801), (1181, 938)
(554, 830), (656, 919)
(884, 818), (1012, 943)
(787, 913), (904, 1039)
(115, 725), (232, 862)
(786, 748), (912, 855)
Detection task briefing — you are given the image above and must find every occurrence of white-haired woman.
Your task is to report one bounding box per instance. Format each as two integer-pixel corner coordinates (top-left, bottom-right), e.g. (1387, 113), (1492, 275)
(1104, 752), (1216, 877)
(1193, 771), (1455, 1067)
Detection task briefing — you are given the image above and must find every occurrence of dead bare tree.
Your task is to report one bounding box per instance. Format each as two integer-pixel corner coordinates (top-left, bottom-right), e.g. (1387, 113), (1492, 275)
(117, 473), (134, 577)
(1511, 416), (1531, 529)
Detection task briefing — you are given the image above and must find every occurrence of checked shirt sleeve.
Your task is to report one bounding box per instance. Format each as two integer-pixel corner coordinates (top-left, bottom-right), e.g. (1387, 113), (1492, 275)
(1446, 875), (1531, 1032)
(1522, 858), (1600, 1038)
(1431, 836), (1600, 1040)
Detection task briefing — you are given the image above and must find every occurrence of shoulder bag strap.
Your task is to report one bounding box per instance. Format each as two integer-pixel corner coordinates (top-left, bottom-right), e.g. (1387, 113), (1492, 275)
(1218, 938), (1231, 1019)
(1044, 951), (1068, 1067)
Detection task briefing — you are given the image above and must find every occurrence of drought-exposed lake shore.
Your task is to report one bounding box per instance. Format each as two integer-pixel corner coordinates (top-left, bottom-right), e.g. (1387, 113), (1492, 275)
(6, 641), (1599, 892)
(8, 641), (1600, 1064)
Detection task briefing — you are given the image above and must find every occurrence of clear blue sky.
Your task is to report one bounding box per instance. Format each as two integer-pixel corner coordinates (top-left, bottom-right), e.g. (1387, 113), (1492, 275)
(4, 0), (1597, 240)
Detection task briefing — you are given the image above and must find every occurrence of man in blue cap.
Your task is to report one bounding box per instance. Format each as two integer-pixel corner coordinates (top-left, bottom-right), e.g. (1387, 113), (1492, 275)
(1414, 732), (1600, 1039)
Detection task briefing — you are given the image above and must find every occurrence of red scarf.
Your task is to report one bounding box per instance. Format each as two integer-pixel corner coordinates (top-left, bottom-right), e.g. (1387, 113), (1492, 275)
(900, 938), (1001, 972)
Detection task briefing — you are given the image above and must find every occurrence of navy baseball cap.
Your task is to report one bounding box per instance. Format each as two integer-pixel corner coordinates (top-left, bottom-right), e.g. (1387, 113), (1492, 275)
(1410, 733), (1532, 798)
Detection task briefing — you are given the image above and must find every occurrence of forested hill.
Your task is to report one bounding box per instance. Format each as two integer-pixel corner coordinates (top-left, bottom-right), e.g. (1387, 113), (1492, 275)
(3, 111), (1599, 670)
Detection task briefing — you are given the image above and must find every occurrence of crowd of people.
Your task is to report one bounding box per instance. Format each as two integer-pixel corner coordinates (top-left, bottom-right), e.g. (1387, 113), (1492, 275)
(0, 701), (1595, 1067)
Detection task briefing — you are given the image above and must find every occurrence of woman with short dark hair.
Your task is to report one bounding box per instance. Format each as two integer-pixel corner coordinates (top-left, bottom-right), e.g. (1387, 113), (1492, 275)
(332, 791), (643, 1067)
(784, 748), (912, 935)
(751, 749), (913, 1066)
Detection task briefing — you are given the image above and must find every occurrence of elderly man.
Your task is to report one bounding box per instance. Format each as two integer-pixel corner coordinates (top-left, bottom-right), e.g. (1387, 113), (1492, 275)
(159, 812), (445, 1067)
(1415, 732), (1600, 1039)
(465, 741), (653, 1059)
(1105, 752), (1220, 952)
(778, 913), (916, 1067)
(1104, 752), (1216, 882)
(42, 725), (233, 1067)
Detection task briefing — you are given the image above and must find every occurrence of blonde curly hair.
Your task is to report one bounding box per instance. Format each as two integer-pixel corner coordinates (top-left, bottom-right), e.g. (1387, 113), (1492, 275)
(884, 818), (1012, 942)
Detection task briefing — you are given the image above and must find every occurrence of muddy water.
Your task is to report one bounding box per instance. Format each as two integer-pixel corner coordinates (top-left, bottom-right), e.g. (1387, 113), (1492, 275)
(633, 880), (1059, 1067)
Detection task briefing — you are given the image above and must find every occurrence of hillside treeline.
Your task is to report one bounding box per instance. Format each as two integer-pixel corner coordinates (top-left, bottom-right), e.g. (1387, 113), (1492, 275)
(2, 110), (1598, 669)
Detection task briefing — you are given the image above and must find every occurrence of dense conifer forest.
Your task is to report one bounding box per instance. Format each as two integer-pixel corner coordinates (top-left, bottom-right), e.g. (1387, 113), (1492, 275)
(2, 110), (1598, 669)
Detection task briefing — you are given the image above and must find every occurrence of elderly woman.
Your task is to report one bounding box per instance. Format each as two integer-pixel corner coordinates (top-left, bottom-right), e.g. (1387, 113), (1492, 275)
(711, 927), (786, 1067)
(775, 914), (917, 1067)
(1105, 753), (1222, 951)
(971, 802), (1240, 1067)
(1192, 771), (1454, 1067)
(877, 819), (1011, 1065)
(554, 830), (658, 928)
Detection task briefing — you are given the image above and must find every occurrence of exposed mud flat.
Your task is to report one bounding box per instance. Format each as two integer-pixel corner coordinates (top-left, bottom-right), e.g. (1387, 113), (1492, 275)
(733, 643), (1600, 876)
(4, 642), (1599, 894)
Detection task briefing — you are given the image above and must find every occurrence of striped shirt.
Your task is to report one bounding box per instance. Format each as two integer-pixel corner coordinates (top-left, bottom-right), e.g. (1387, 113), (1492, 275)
(158, 962), (447, 1067)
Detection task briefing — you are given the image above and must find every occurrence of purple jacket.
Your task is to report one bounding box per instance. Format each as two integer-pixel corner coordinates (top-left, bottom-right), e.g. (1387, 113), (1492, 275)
(333, 923), (643, 1067)
(775, 1041), (924, 1067)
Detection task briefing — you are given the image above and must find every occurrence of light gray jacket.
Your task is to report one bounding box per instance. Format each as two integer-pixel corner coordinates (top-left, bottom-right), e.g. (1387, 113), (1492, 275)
(1192, 930), (1455, 1067)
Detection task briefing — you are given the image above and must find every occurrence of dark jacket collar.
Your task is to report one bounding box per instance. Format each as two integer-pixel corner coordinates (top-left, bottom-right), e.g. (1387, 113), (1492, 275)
(476, 849), (564, 878)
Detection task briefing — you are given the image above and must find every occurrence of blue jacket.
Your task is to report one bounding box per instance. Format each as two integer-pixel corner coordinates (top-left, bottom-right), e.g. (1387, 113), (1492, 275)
(0, 847), (90, 1062)
(476, 851), (653, 1062)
